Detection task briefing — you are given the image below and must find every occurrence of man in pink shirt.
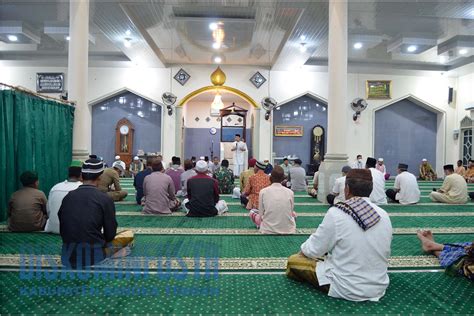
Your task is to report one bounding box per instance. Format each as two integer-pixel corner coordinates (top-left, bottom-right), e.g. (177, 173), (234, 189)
(165, 156), (184, 193)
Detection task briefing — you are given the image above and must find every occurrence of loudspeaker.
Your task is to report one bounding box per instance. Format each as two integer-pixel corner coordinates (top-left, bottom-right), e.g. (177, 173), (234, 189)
(448, 87), (454, 104)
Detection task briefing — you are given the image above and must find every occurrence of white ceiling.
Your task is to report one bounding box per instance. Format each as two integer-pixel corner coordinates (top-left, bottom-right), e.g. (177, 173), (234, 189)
(0, 0), (473, 71)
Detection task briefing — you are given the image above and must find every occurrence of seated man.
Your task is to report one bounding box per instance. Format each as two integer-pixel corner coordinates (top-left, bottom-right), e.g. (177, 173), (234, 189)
(165, 156), (184, 193)
(465, 159), (474, 183)
(59, 158), (134, 269)
(214, 159), (234, 194)
(178, 159), (197, 197)
(326, 166), (351, 205)
(234, 158), (256, 202)
(417, 230), (473, 280)
(351, 154), (364, 169)
(366, 157), (387, 205)
(455, 160), (466, 177)
(142, 160), (181, 214)
(376, 158), (390, 180)
(98, 163), (128, 201)
(243, 160), (271, 210)
(286, 169), (393, 302)
(249, 166), (296, 234)
(429, 164), (468, 204)
(8, 171), (47, 232)
(419, 158), (437, 181)
(133, 158), (153, 205)
(45, 160), (83, 234)
(280, 158), (291, 178)
(308, 170), (319, 198)
(264, 159), (273, 175)
(183, 160), (228, 217)
(129, 156), (144, 177)
(113, 155), (126, 175)
(288, 159), (308, 192)
(386, 163), (420, 204)
(209, 156), (220, 174)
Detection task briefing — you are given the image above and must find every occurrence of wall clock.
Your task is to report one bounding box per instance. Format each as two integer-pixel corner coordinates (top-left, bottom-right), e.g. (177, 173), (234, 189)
(210, 127), (217, 135)
(120, 125), (129, 135)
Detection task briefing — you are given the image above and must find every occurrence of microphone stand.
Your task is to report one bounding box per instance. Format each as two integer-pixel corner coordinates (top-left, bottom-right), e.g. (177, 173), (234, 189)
(210, 140), (214, 160)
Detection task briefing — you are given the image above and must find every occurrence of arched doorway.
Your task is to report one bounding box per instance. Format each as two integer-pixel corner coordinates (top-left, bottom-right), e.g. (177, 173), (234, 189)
(374, 96), (443, 176)
(272, 93), (328, 173)
(90, 90), (163, 167)
(180, 89), (257, 169)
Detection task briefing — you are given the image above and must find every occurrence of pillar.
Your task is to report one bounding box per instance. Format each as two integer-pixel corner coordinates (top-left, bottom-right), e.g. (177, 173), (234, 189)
(317, 0), (349, 203)
(68, 0), (91, 161)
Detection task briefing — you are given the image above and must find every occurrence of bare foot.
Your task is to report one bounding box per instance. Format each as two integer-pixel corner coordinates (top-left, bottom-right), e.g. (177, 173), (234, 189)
(417, 231), (435, 253)
(422, 230), (434, 241)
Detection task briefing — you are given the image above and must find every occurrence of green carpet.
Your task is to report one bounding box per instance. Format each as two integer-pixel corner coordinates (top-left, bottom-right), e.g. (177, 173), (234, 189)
(1, 271), (472, 314)
(1, 233), (473, 258)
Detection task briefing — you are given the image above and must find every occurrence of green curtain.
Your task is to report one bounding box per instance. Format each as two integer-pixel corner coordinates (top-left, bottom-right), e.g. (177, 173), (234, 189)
(0, 89), (75, 221)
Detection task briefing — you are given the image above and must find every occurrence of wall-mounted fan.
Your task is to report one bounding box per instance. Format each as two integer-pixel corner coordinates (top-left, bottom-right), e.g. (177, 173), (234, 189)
(162, 92), (177, 116)
(261, 97), (277, 120)
(350, 97), (368, 121)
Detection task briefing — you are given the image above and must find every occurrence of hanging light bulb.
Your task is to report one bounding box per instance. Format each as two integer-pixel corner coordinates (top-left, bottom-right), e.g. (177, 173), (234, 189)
(211, 90), (224, 116)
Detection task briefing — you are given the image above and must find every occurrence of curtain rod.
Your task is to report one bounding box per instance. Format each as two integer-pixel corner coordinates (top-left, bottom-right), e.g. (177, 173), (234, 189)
(0, 82), (76, 107)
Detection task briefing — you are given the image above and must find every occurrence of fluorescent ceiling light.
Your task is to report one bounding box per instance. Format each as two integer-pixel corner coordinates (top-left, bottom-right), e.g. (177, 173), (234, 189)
(459, 48), (468, 55)
(407, 45), (417, 52)
(214, 56), (222, 63)
(7, 35), (18, 42)
(353, 42), (363, 49)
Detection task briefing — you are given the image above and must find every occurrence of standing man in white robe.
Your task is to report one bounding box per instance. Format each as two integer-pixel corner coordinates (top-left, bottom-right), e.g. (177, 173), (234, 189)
(366, 157), (387, 205)
(231, 134), (247, 177)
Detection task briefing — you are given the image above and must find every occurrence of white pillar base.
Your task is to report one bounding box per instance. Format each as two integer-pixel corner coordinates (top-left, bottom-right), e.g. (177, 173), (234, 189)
(72, 149), (90, 162)
(317, 155), (348, 204)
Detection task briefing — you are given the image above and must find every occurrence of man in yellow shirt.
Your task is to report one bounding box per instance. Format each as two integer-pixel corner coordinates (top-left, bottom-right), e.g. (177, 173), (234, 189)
(429, 165), (468, 204)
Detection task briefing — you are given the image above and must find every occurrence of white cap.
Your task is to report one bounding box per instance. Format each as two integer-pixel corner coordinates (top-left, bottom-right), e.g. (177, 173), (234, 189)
(199, 156), (205, 160)
(133, 156), (139, 160)
(112, 161), (124, 174)
(422, 158), (427, 162)
(378, 158), (384, 162)
(195, 160), (208, 173)
(115, 155), (120, 160)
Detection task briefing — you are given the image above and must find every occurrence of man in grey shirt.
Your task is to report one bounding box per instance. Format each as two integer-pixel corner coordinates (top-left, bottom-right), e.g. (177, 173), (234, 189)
(289, 159), (308, 192)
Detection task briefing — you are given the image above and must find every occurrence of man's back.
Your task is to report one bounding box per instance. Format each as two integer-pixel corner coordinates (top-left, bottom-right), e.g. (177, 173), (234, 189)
(259, 183), (295, 234)
(369, 168), (387, 204)
(394, 171), (420, 204)
(239, 169), (254, 191)
(165, 167), (184, 192)
(143, 172), (176, 214)
(301, 199), (392, 301)
(133, 168), (152, 203)
(8, 187), (47, 232)
(215, 167), (234, 194)
(443, 173), (468, 200)
(289, 166), (307, 191)
(45, 180), (82, 233)
(186, 174), (219, 217)
(59, 184), (117, 267)
(98, 168), (120, 192)
(332, 176), (346, 204)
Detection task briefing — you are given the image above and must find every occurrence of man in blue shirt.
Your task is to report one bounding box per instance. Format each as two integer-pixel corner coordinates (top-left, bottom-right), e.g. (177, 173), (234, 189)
(133, 158), (153, 204)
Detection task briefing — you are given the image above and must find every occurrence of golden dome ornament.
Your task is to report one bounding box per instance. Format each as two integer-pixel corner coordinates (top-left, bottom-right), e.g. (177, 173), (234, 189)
(210, 66), (226, 86)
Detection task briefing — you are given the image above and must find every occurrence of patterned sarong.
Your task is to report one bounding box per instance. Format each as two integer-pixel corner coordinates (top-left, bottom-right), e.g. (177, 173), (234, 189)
(334, 197), (381, 231)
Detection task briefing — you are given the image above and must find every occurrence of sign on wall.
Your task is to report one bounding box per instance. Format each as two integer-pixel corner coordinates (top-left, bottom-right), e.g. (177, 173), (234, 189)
(36, 73), (64, 93)
(274, 125), (303, 137)
(366, 80), (391, 99)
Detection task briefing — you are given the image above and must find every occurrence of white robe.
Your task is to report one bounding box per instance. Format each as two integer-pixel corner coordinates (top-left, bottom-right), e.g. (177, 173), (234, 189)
(233, 141), (247, 176)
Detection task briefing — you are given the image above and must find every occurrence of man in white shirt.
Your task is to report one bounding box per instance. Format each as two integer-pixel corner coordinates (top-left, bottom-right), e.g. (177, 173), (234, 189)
(366, 157), (387, 205)
(286, 169), (393, 302)
(386, 163), (420, 204)
(351, 154), (364, 169)
(44, 161), (83, 234)
(326, 166), (351, 205)
(231, 134), (247, 176)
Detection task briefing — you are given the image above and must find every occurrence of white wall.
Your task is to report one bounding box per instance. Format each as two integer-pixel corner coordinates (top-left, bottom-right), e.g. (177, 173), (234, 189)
(1, 63), (472, 170)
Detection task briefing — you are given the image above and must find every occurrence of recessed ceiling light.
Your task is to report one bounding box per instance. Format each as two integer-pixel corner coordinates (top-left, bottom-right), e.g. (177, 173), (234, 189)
(300, 43), (307, 53)
(7, 35), (18, 42)
(65, 36), (70, 41)
(124, 38), (132, 48)
(300, 35), (306, 41)
(353, 42), (363, 49)
(459, 48), (468, 55)
(407, 45), (417, 52)
(125, 29), (131, 36)
(209, 22), (218, 31)
(212, 42), (221, 49)
(214, 56), (222, 63)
